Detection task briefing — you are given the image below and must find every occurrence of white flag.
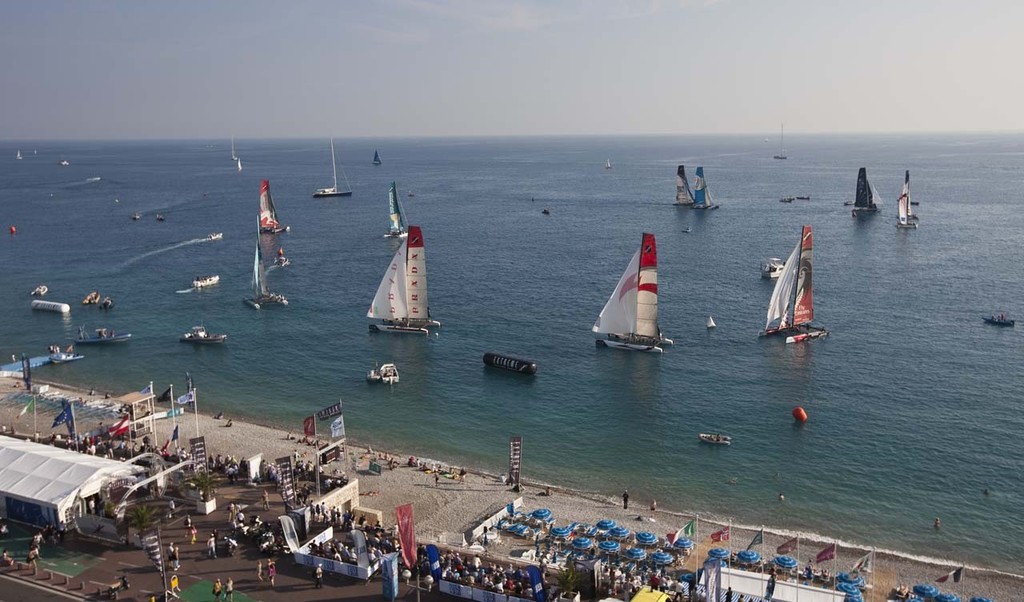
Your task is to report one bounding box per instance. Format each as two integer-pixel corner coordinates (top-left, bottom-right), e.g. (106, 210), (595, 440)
(330, 415), (346, 438)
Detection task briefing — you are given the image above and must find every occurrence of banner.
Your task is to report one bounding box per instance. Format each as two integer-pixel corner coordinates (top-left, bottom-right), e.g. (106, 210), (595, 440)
(426, 544), (443, 583)
(395, 503), (416, 569)
(703, 558), (721, 602)
(21, 355), (30, 391)
(330, 415), (346, 438)
(140, 528), (164, 573)
(508, 436), (523, 487)
(526, 565), (548, 602)
(189, 436), (208, 473)
(303, 415), (316, 438)
(351, 528), (370, 567)
(381, 552), (400, 601)
(776, 537), (798, 554)
(275, 455), (296, 507)
(710, 526), (730, 542)
(316, 401), (343, 421)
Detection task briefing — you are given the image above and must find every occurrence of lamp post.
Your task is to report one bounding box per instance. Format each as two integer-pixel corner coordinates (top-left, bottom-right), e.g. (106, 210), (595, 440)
(402, 564), (434, 602)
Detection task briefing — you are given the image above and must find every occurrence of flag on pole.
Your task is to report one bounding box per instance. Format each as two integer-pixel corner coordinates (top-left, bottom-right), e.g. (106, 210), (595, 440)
(395, 504), (416, 569)
(815, 543), (836, 563)
(157, 387), (172, 402)
(176, 389), (195, 405)
(160, 439), (171, 455)
(139, 382), (153, 395)
(330, 415), (346, 438)
(52, 402), (74, 429)
(185, 372), (194, 392)
(776, 537), (798, 554)
(851, 552), (872, 574)
(303, 415), (315, 438)
(21, 354), (31, 392)
(746, 529), (764, 550)
(108, 416), (131, 437)
(936, 567), (963, 583)
(171, 425), (179, 442)
(710, 526), (730, 542)
(682, 519), (697, 537)
(18, 397), (35, 417)
(703, 558), (722, 602)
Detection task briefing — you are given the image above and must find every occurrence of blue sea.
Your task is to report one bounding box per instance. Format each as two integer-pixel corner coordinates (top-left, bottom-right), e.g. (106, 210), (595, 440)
(1, 135), (1023, 573)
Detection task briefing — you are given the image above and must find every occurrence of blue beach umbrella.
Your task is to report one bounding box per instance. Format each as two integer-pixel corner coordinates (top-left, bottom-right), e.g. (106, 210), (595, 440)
(914, 585), (940, 599)
(969, 598), (994, 602)
(935, 594), (960, 602)
(598, 540), (620, 553)
(651, 551), (674, 565)
(845, 594), (864, 602)
(680, 573), (696, 584)
(836, 582), (860, 595)
(624, 547), (647, 561)
(837, 573), (866, 588)
(708, 547), (731, 560)
(609, 526), (631, 539)
(671, 537), (695, 550)
(572, 537), (593, 550)
(550, 526), (572, 539)
(905, 598), (924, 602)
(531, 508), (553, 521)
(773, 555), (799, 569)
(596, 519), (617, 531)
(635, 531), (658, 546)
(736, 550), (761, 565)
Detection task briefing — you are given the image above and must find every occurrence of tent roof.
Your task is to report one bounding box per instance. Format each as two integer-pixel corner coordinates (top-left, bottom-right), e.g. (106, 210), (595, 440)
(0, 436), (146, 511)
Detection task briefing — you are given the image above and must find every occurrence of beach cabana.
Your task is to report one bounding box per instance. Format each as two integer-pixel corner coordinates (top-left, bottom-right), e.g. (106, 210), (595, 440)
(773, 555), (799, 569)
(671, 537), (695, 551)
(624, 547), (647, 561)
(914, 585), (940, 599)
(635, 531), (658, 546)
(596, 519), (617, 531)
(707, 547), (731, 560)
(934, 594), (960, 602)
(651, 551), (673, 566)
(736, 550), (761, 565)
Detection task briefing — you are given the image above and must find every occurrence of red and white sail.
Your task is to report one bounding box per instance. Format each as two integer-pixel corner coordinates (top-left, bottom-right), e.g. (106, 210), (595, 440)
(259, 180), (282, 231)
(405, 226), (429, 322)
(367, 225), (430, 324)
(792, 225), (814, 325)
(594, 233), (660, 338)
(765, 225), (814, 331)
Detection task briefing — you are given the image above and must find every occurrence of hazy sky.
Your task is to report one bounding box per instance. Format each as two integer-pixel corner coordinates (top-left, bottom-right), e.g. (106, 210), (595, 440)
(2, 0), (1022, 139)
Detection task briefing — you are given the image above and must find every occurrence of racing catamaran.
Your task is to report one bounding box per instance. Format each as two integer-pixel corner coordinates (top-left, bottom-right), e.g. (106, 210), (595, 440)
(367, 225), (441, 334)
(384, 182), (409, 238)
(258, 180), (289, 234)
(896, 170), (918, 229)
(851, 167), (880, 217)
(244, 222), (288, 309)
(761, 225), (827, 343)
(691, 167), (719, 210)
(593, 233), (672, 352)
(675, 165), (695, 206)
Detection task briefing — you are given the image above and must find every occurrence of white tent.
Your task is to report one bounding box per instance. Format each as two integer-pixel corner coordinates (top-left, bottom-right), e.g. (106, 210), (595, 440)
(0, 436), (146, 525)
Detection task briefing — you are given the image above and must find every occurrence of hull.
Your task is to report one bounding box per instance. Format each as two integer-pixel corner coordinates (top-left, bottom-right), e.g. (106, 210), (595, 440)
(312, 190), (353, 198)
(983, 317), (1015, 327)
(852, 207), (878, 217)
(699, 434), (731, 445)
(49, 353), (84, 364)
(691, 204), (719, 210)
(369, 323), (429, 335)
(896, 223), (918, 229)
(786, 331), (829, 344)
(245, 295), (288, 310)
(596, 338), (663, 353)
(383, 231), (409, 239)
(76, 334), (132, 344)
(259, 226), (289, 234)
(760, 325), (829, 339)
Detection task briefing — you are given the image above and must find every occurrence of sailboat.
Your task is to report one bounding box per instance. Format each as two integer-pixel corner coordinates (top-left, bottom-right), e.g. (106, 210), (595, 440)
(16, 150), (22, 160)
(258, 180), (289, 234)
(593, 233), (672, 353)
(851, 167), (880, 216)
(690, 167), (719, 210)
(384, 182), (409, 238)
(605, 159), (613, 170)
(675, 165), (695, 206)
(706, 316), (717, 329)
(236, 157), (243, 172)
(896, 170), (918, 229)
(373, 150), (382, 165)
(244, 221), (288, 309)
(313, 138), (353, 197)
(773, 124), (787, 160)
(367, 225), (441, 334)
(231, 136), (238, 161)
(761, 225), (828, 342)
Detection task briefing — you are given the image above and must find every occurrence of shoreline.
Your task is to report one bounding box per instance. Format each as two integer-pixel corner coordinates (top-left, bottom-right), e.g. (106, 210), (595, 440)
(2, 375), (1021, 599)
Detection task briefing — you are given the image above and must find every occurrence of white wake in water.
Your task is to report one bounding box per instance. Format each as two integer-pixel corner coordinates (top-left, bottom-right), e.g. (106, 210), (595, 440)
(86, 177), (102, 182)
(121, 237), (211, 269)
(176, 288), (195, 294)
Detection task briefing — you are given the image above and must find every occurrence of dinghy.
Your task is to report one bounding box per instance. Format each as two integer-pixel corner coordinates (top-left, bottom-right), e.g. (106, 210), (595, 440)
(760, 258), (785, 279)
(258, 180), (289, 234)
(690, 167), (719, 210)
(674, 165), (695, 206)
(761, 225), (828, 341)
(367, 225), (441, 334)
(30, 285), (48, 297)
(76, 326), (131, 344)
(384, 182), (409, 238)
(699, 433), (731, 445)
(49, 351), (85, 364)
(983, 314), (1014, 327)
(192, 275), (220, 289)
(593, 233), (672, 352)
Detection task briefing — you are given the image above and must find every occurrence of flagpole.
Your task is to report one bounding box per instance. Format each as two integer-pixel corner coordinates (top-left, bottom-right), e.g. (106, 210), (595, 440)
(193, 387), (200, 438)
(831, 540), (837, 595)
(32, 392), (37, 441)
(727, 521), (733, 592)
(313, 414), (321, 499)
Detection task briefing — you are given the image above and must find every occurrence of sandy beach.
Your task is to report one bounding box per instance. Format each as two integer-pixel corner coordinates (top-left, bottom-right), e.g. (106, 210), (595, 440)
(1, 375), (1020, 601)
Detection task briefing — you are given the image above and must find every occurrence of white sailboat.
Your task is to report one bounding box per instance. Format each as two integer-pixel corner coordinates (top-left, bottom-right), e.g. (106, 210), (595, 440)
(313, 138), (353, 197)
(897, 170), (918, 229)
(367, 225), (441, 334)
(237, 157), (243, 172)
(231, 136), (237, 161)
(761, 225), (828, 342)
(384, 181), (409, 238)
(706, 316), (717, 329)
(593, 233), (672, 352)
(773, 124), (787, 160)
(605, 159), (613, 170)
(244, 222), (288, 309)
(675, 165), (695, 206)
(16, 150), (22, 160)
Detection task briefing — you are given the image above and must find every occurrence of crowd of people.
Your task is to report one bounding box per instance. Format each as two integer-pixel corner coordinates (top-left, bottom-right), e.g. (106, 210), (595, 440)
(433, 548), (538, 599)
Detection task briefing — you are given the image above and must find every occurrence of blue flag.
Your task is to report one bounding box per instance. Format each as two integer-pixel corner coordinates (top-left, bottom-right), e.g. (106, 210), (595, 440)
(139, 382), (153, 395)
(426, 544), (442, 583)
(527, 565), (548, 602)
(52, 400), (76, 436)
(176, 390), (194, 405)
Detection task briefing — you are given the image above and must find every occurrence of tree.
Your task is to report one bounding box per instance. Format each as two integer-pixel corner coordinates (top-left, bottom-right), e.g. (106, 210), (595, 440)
(125, 504), (158, 545)
(555, 563), (582, 599)
(188, 471), (216, 502)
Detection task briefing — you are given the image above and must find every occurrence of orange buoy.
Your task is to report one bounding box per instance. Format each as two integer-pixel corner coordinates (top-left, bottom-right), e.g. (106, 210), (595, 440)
(792, 406), (808, 423)
(277, 247), (284, 257)
(8, 225), (16, 235)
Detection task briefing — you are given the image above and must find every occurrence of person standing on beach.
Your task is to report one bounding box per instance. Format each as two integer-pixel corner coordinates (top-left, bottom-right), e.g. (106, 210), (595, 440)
(434, 473), (440, 487)
(315, 563), (324, 588)
(622, 490), (629, 509)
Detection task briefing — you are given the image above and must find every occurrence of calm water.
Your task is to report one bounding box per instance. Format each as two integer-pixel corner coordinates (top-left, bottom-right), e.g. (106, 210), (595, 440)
(1, 135), (1023, 572)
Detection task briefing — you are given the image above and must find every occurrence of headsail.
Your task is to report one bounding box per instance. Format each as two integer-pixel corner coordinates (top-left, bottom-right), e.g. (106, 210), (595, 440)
(252, 234), (269, 298)
(792, 225), (814, 325)
(675, 165), (695, 205)
(367, 239), (410, 320)
(387, 182), (408, 236)
(258, 180), (282, 232)
(373, 150), (382, 165)
(693, 167), (714, 208)
(764, 237), (802, 332)
(854, 168), (874, 208)
(405, 226), (429, 322)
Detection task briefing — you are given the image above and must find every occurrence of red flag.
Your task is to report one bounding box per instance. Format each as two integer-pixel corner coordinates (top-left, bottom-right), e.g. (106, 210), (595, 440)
(395, 503), (416, 569)
(303, 415), (315, 438)
(666, 531), (677, 545)
(160, 439), (171, 455)
(108, 416), (131, 438)
(815, 543), (836, 563)
(710, 526), (730, 542)
(777, 537), (798, 554)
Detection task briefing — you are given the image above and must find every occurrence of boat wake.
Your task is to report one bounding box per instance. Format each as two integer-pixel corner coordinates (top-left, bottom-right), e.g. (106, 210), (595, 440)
(176, 288), (195, 294)
(120, 237), (211, 269)
(86, 177), (102, 183)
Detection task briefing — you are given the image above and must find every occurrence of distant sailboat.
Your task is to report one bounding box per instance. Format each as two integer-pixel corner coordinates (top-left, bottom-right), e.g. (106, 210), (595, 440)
(851, 167), (880, 217)
(593, 233), (672, 353)
(675, 165), (695, 206)
(761, 225), (828, 342)
(896, 170), (918, 229)
(691, 167), (719, 210)
(373, 150), (382, 165)
(367, 225), (441, 334)
(773, 124), (787, 160)
(605, 159), (613, 170)
(384, 182), (409, 238)
(313, 138), (353, 197)
(231, 136), (238, 161)
(707, 316), (717, 329)
(258, 180), (289, 234)
(237, 157), (243, 172)
(16, 150), (22, 160)
(244, 221), (288, 309)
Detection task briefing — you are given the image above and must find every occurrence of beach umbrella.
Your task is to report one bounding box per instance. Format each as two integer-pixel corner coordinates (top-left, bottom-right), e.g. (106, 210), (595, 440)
(550, 526), (572, 539)
(708, 547), (731, 560)
(736, 550), (761, 565)
(773, 555), (798, 569)
(598, 540), (620, 553)
(651, 551), (674, 565)
(624, 547), (647, 561)
(914, 585), (940, 599)
(596, 519), (617, 531)
(680, 573), (697, 584)
(836, 582), (860, 595)
(844, 594), (864, 602)
(935, 594), (960, 602)
(671, 537), (695, 550)
(635, 531), (658, 546)
(969, 598), (993, 602)
(905, 598), (924, 602)
(837, 573), (866, 588)
(571, 537), (593, 550)
(608, 526), (631, 539)
(530, 508), (553, 521)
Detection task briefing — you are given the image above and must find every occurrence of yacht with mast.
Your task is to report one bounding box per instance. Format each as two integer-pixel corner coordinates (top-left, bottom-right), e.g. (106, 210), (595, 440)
(851, 168), (881, 217)
(244, 222), (288, 309)
(761, 225), (828, 343)
(367, 226), (441, 334)
(593, 233), (672, 352)
(896, 170), (918, 229)
(690, 167), (719, 210)
(313, 138), (353, 197)
(773, 124), (787, 160)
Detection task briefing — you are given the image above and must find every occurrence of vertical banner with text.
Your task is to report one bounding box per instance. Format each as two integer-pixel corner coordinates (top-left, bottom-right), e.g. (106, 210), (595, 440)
(275, 455), (297, 509)
(189, 436), (207, 473)
(508, 436), (523, 488)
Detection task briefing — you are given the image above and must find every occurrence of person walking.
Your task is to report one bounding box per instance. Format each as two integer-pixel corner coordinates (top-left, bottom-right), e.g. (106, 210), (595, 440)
(225, 577), (234, 601)
(256, 558), (264, 582)
(315, 563), (324, 588)
(166, 497), (176, 519)
(262, 489), (270, 510)
(268, 559), (277, 586)
(189, 524), (197, 545)
(212, 578), (223, 601)
(207, 534), (217, 558)
(622, 490), (629, 510)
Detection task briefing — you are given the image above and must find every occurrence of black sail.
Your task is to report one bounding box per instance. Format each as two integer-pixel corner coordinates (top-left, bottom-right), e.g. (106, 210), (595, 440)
(854, 167), (873, 208)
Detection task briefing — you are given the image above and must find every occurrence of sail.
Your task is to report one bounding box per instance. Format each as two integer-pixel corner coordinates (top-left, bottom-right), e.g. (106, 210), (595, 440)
(373, 150), (382, 165)
(854, 168), (873, 208)
(870, 182), (883, 207)
(237, 157), (242, 172)
(405, 226), (429, 322)
(634, 233), (660, 338)
(675, 165), (695, 205)
(903, 170), (914, 219)
(231, 136), (237, 161)
(367, 239), (410, 320)
(387, 182), (407, 235)
(252, 237), (269, 298)
(792, 225), (814, 325)
(897, 172), (910, 225)
(329, 138), (338, 189)
(593, 249), (641, 336)
(258, 180), (281, 230)
(693, 167), (713, 207)
(765, 237), (802, 331)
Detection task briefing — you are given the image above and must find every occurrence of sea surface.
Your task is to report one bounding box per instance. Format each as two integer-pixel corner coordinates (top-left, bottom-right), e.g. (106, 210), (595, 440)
(1, 135), (1023, 573)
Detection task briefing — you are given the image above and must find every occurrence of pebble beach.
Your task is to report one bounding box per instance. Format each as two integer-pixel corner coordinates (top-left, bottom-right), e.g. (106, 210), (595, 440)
(2, 376), (1021, 600)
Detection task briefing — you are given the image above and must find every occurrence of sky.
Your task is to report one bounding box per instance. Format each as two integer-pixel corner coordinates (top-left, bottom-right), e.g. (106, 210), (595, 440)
(1, 0), (1022, 139)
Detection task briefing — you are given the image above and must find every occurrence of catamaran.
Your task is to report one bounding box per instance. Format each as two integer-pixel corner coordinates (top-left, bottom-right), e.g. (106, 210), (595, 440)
(258, 180), (289, 234)
(761, 225), (828, 343)
(773, 124), (787, 160)
(593, 233), (673, 353)
(373, 150), (382, 165)
(690, 167), (719, 210)
(384, 182), (409, 238)
(367, 225), (441, 334)
(896, 170), (917, 229)
(851, 167), (880, 216)
(312, 138), (353, 197)
(675, 165), (695, 206)
(244, 223), (288, 309)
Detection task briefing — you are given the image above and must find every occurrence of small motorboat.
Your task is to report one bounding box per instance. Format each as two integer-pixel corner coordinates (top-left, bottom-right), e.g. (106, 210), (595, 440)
(367, 362), (399, 384)
(682, 227), (691, 233)
(760, 258), (785, 279)
(58, 159), (70, 166)
(49, 351), (85, 364)
(542, 208), (551, 215)
(192, 275), (220, 289)
(156, 214), (165, 222)
(983, 314), (1015, 327)
(100, 296), (114, 310)
(780, 196), (795, 203)
(30, 285), (48, 297)
(82, 291), (100, 305)
(699, 433), (731, 445)
(131, 212), (141, 221)
(180, 325), (227, 344)
(207, 232), (223, 241)
(76, 326), (131, 344)
(275, 256), (290, 268)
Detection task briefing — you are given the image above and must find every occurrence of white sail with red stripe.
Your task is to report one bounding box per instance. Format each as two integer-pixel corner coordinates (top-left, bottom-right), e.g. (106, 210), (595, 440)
(594, 233), (669, 352)
(367, 225), (440, 333)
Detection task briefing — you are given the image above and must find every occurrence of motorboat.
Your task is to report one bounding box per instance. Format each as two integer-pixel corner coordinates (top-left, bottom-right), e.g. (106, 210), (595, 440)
(180, 325), (228, 344)
(780, 196), (795, 203)
(275, 256), (290, 268)
(542, 209), (550, 215)
(760, 258), (785, 279)
(30, 285), (48, 297)
(192, 275), (220, 289)
(983, 314), (1015, 327)
(699, 433), (731, 445)
(207, 232), (223, 241)
(49, 351), (85, 364)
(100, 297), (114, 310)
(131, 212), (141, 221)
(156, 214), (165, 222)
(58, 159), (70, 166)
(76, 326), (131, 344)
(82, 291), (100, 305)
(367, 363), (399, 384)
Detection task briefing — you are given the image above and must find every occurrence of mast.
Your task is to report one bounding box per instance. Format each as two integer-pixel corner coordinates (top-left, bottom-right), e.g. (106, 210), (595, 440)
(904, 170), (914, 219)
(330, 138), (338, 190)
